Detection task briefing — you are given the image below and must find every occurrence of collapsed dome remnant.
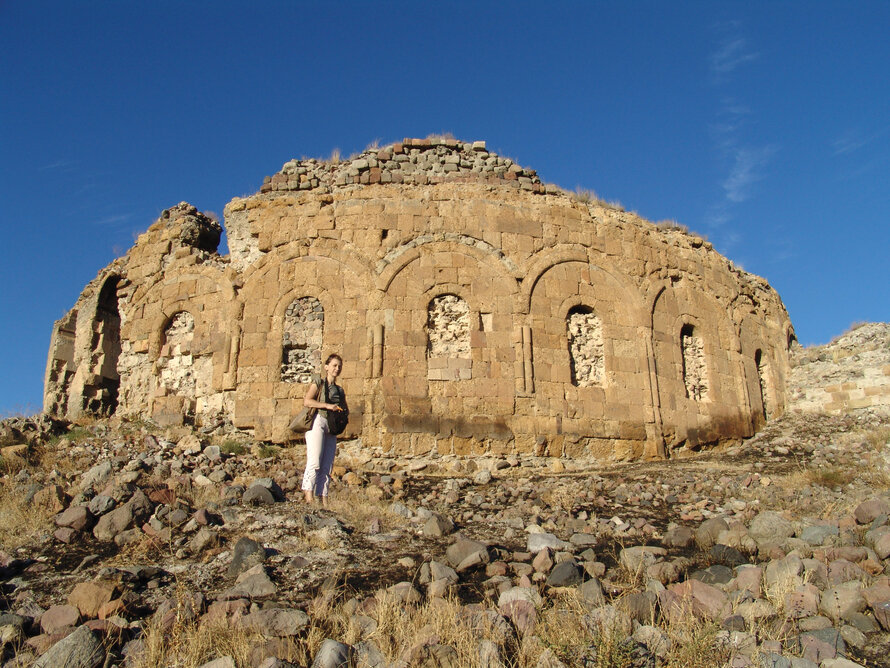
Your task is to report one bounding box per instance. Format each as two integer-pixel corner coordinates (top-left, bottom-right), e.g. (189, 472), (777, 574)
(44, 137), (794, 459)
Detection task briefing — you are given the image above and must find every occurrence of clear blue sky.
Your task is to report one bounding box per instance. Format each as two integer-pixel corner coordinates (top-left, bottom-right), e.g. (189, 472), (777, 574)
(1, 2), (888, 417)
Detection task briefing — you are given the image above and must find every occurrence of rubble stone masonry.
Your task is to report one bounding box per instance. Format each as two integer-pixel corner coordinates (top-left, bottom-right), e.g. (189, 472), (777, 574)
(44, 137), (794, 460)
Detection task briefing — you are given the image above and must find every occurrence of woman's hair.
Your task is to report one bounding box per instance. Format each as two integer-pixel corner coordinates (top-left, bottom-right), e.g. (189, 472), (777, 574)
(324, 353), (342, 366)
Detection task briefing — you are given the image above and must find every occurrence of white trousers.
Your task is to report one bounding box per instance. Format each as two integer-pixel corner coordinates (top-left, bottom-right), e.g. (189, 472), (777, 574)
(302, 413), (337, 497)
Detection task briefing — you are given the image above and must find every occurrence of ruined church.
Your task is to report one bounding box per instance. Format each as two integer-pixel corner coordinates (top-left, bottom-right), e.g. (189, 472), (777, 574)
(44, 137), (794, 460)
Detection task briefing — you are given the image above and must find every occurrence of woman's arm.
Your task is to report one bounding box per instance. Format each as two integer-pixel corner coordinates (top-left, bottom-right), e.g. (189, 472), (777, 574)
(303, 382), (339, 410)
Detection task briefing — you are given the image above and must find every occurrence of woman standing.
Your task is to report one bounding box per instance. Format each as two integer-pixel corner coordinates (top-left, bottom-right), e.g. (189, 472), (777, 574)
(301, 354), (348, 506)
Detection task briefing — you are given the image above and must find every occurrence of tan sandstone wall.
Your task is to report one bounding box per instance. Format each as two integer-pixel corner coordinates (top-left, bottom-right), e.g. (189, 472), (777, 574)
(45, 138), (793, 460)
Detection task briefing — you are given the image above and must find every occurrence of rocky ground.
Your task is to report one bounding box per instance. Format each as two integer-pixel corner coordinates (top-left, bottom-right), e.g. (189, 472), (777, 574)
(1, 324), (889, 668)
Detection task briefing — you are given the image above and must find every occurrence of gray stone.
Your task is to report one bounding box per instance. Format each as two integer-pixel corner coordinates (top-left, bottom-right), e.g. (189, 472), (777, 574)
(87, 495), (115, 516)
(578, 577), (605, 609)
(695, 518), (729, 549)
(819, 584), (866, 621)
(311, 638), (352, 668)
(758, 652), (791, 668)
(854, 497), (890, 524)
(423, 514), (454, 538)
(242, 607), (310, 636)
(619, 546), (666, 574)
(199, 658), (236, 668)
(429, 560), (459, 584)
(498, 586), (542, 609)
(248, 477), (285, 500)
(789, 658), (819, 668)
(93, 502), (135, 541)
(569, 532), (597, 547)
(243, 485), (275, 505)
(224, 565), (277, 599)
(748, 511), (795, 545)
(34, 624), (104, 668)
(353, 639), (387, 668)
(80, 461), (113, 491)
(56, 505), (92, 530)
(663, 526), (695, 548)
(546, 561), (582, 587)
(527, 532), (571, 553)
(40, 604), (80, 634)
(203, 445), (222, 460)
(227, 536), (265, 578)
(445, 538), (488, 568)
(799, 524), (838, 545)
(690, 564), (733, 585)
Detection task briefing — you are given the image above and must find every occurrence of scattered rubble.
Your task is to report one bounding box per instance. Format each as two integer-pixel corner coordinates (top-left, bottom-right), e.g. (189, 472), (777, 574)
(1, 325), (889, 666)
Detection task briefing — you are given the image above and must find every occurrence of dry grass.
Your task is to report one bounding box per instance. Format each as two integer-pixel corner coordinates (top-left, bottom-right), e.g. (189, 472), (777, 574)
(762, 566), (810, 617)
(863, 426), (890, 451)
(423, 131), (456, 142)
(656, 219), (689, 234)
(539, 484), (580, 514)
(532, 589), (600, 666)
(325, 484), (401, 533)
(661, 614), (729, 668)
(368, 593), (504, 666)
(806, 465), (855, 489)
(569, 187), (626, 212)
(0, 478), (56, 551)
(131, 597), (295, 667)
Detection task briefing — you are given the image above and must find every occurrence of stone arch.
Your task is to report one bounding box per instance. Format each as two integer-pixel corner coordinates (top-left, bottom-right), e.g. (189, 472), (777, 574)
(738, 315), (782, 431)
(235, 249), (373, 440)
(280, 296), (324, 383)
(375, 244), (519, 454)
(529, 259), (653, 459)
(376, 234), (521, 294)
(520, 244), (591, 314)
(129, 264), (237, 308)
(244, 237), (375, 294)
(651, 282), (751, 449)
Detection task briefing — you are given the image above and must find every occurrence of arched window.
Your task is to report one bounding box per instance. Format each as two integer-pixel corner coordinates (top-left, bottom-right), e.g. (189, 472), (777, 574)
(427, 294), (471, 380)
(158, 311), (196, 395)
(567, 305), (604, 386)
(680, 324), (708, 401)
(755, 349), (772, 420)
(281, 297), (323, 383)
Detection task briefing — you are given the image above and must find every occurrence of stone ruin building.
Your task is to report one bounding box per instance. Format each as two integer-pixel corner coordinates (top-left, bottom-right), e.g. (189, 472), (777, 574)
(44, 137), (795, 460)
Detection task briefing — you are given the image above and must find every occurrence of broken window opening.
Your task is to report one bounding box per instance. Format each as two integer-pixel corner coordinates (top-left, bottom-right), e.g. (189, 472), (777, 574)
(84, 277), (121, 416)
(281, 297), (323, 383)
(567, 305), (604, 386)
(755, 348), (772, 421)
(427, 294), (471, 380)
(158, 311), (197, 396)
(681, 324), (708, 401)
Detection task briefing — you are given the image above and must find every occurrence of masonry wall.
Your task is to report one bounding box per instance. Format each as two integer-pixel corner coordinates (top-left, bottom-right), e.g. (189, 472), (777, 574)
(45, 139), (794, 460)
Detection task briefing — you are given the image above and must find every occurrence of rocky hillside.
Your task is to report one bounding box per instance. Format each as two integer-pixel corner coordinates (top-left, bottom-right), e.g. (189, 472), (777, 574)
(1, 325), (890, 667)
(789, 322), (890, 415)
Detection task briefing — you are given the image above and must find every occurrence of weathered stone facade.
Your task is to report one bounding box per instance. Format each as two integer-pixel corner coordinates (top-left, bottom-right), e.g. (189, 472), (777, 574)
(44, 137), (795, 459)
